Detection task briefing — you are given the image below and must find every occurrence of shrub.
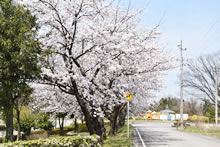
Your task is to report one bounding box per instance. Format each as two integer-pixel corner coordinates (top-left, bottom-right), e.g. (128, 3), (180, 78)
(49, 127), (74, 136)
(0, 137), (6, 143)
(64, 126), (75, 131)
(14, 106), (36, 135)
(14, 111), (35, 136)
(28, 131), (49, 140)
(34, 113), (54, 131)
(198, 116), (209, 123)
(14, 110), (53, 136)
(0, 135), (100, 147)
(0, 137), (3, 143)
(49, 124), (87, 136)
(205, 107), (216, 122)
(0, 125), (5, 131)
(30, 130), (45, 135)
(78, 124), (88, 132)
(68, 123), (88, 132)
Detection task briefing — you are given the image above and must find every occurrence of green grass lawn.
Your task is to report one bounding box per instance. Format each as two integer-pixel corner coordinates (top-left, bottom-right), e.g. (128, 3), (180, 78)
(183, 126), (220, 139)
(103, 123), (132, 147)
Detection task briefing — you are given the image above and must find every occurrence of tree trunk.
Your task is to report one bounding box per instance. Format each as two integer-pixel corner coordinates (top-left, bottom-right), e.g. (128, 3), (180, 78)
(15, 105), (21, 141)
(71, 80), (106, 142)
(118, 106), (126, 128)
(58, 116), (65, 136)
(76, 98), (106, 142)
(108, 104), (126, 136)
(92, 116), (106, 141)
(6, 101), (14, 142)
(108, 106), (120, 136)
(74, 118), (78, 132)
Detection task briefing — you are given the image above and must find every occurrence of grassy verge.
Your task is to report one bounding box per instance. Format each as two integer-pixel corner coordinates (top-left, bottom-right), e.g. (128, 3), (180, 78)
(133, 119), (175, 123)
(103, 123), (132, 147)
(183, 126), (220, 139)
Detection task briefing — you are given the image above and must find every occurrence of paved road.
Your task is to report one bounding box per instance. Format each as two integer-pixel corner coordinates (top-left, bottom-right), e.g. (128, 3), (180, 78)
(132, 121), (220, 147)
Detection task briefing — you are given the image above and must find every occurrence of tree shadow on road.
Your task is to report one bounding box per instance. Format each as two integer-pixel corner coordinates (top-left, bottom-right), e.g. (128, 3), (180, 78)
(133, 129), (184, 147)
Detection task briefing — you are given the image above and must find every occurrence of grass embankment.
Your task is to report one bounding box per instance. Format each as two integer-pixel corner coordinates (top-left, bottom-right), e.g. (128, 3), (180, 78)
(134, 119), (176, 123)
(103, 123), (132, 147)
(184, 126), (220, 139)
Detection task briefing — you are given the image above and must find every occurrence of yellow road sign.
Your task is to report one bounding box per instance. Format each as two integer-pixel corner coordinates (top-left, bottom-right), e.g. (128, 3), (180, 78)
(125, 93), (132, 101)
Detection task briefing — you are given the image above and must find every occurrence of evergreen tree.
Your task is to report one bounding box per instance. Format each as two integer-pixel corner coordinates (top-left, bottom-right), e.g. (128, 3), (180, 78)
(0, 0), (41, 141)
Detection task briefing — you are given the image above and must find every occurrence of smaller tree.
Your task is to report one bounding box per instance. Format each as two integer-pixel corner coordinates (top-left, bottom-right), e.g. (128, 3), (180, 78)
(14, 86), (33, 140)
(14, 106), (35, 136)
(55, 113), (67, 136)
(34, 113), (54, 131)
(205, 106), (219, 122)
(201, 98), (213, 116)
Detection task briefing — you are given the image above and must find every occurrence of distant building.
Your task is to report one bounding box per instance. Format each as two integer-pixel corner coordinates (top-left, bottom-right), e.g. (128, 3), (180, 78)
(144, 105), (188, 121)
(160, 105), (176, 120)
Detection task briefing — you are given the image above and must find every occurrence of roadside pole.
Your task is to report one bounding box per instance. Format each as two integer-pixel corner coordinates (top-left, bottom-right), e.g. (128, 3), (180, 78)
(127, 100), (129, 137)
(215, 69), (218, 125)
(125, 93), (132, 137)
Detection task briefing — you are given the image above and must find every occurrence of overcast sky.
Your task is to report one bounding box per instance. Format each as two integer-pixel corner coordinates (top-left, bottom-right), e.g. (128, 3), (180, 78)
(127, 0), (220, 98)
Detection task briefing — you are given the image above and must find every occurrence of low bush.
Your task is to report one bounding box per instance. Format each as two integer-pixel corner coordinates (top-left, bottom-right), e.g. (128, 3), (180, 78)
(49, 128), (60, 135)
(49, 124), (88, 136)
(28, 131), (49, 140)
(78, 124), (88, 132)
(68, 123), (88, 132)
(49, 128), (72, 136)
(30, 130), (45, 135)
(14, 106), (35, 136)
(0, 137), (3, 143)
(0, 135), (100, 147)
(199, 116), (209, 123)
(64, 126), (75, 131)
(14, 108), (54, 136)
(34, 113), (54, 131)
(0, 125), (5, 131)
(0, 137), (6, 144)
(14, 115), (35, 136)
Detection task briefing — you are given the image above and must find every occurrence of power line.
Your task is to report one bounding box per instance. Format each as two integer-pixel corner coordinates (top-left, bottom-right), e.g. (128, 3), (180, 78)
(198, 30), (220, 52)
(190, 17), (220, 52)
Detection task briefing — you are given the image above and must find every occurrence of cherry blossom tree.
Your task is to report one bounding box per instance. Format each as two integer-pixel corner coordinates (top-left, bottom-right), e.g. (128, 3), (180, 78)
(31, 83), (81, 135)
(19, 0), (174, 140)
(91, 24), (173, 135)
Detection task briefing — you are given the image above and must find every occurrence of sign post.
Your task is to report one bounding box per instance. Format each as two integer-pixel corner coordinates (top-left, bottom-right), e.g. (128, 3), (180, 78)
(125, 93), (132, 137)
(127, 100), (129, 137)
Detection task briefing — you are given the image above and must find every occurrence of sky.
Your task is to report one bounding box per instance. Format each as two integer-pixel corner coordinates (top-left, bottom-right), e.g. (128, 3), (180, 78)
(127, 0), (220, 98)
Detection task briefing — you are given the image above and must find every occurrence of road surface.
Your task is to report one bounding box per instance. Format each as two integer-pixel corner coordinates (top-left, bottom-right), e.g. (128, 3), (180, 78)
(132, 121), (220, 147)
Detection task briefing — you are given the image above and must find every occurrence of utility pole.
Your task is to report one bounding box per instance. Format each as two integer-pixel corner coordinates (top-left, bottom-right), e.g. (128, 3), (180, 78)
(215, 69), (218, 125)
(178, 40), (186, 129)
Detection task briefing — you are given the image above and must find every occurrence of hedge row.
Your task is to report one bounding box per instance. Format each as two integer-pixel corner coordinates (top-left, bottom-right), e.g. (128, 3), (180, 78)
(0, 135), (100, 147)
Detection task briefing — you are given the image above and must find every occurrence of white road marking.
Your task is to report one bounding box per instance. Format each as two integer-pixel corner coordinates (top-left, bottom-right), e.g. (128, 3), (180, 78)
(132, 124), (149, 127)
(135, 128), (146, 147)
